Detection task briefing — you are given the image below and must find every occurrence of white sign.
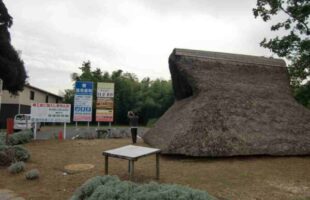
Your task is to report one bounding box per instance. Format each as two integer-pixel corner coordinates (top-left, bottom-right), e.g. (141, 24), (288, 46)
(96, 82), (114, 122)
(73, 95), (93, 121)
(97, 83), (114, 98)
(31, 103), (71, 123)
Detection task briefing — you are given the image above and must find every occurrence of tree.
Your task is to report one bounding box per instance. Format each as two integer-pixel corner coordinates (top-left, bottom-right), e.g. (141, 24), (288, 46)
(0, 0), (27, 94)
(253, 0), (310, 107)
(65, 61), (174, 125)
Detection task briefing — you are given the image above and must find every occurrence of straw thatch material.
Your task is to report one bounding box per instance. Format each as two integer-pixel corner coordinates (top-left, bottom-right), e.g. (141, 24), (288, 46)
(143, 49), (310, 156)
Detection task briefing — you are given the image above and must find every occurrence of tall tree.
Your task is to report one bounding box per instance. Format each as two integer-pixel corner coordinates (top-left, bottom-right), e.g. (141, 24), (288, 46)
(0, 0), (27, 94)
(253, 0), (310, 107)
(66, 61), (174, 125)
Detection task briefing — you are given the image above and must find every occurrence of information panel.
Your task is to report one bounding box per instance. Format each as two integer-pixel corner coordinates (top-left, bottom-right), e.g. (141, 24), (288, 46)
(96, 82), (114, 122)
(31, 103), (71, 122)
(73, 81), (93, 121)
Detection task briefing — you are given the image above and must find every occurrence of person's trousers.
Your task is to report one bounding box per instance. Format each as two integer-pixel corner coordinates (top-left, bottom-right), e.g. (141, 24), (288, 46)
(131, 128), (137, 143)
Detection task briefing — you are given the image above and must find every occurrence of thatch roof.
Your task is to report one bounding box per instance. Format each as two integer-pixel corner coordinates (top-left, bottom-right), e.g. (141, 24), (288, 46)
(143, 48), (310, 156)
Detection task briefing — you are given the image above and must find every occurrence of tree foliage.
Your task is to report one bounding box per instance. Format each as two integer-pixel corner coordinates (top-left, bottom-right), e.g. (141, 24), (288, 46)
(0, 0), (27, 94)
(253, 0), (310, 107)
(65, 61), (174, 125)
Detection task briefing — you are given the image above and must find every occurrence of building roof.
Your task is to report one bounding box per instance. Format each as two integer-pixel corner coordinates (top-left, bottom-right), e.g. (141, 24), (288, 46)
(173, 48), (286, 67)
(25, 84), (63, 99)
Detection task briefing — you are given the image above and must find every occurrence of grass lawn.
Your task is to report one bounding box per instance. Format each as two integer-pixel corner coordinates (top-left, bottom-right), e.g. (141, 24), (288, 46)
(0, 138), (309, 200)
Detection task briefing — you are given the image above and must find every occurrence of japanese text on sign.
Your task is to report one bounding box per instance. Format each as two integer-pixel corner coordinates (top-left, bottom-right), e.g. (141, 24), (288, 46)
(96, 82), (114, 122)
(31, 103), (71, 123)
(73, 81), (93, 122)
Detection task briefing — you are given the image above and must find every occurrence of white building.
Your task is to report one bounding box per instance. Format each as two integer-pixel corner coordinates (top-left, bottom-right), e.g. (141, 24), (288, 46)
(0, 84), (63, 128)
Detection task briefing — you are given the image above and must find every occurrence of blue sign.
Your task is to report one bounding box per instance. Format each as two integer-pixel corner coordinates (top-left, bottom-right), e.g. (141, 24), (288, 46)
(75, 81), (93, 95)
(73, 81), (93, 121)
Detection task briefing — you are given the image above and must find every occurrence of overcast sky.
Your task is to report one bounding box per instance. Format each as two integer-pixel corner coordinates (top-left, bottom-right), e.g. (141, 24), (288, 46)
(5, 0), (283, 95)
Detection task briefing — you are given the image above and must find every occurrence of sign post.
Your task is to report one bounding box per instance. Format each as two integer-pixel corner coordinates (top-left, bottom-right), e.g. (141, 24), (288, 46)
(34, 122), (37, 140)
(64, 122), (67, 139)
(73, 81), (93, 125)
(31, 103), (71, 140)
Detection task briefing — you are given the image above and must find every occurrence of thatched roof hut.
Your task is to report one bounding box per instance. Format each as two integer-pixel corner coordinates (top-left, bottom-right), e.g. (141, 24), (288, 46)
(143, 48), (310, 156)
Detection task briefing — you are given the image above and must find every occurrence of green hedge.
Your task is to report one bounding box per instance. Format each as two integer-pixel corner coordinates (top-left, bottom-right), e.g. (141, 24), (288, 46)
(8, 161), (25, 174)
(71, 176), (215, 200)
(25, 169), (40, 180)
(0, 145), (31, 166)
(0, 132), (6, 145)
(8, 130), (33, 145)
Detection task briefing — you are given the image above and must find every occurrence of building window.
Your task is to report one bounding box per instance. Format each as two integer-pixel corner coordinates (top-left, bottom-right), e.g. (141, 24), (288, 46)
(56, 98), (59, 103)
(30, 91), (35, 100)
(45, 95), (49, 103)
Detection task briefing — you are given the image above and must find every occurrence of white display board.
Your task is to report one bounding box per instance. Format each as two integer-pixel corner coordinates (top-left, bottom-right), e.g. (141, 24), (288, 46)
(31, 103), (71, 122)
(97, 82), (114, 98)
(96, 82), (114, 122)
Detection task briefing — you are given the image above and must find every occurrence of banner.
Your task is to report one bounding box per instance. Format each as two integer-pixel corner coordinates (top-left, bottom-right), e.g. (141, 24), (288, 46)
(31, 103), (71, 123)
(96, 82), (114, 122)
(73, 81), (93, 121)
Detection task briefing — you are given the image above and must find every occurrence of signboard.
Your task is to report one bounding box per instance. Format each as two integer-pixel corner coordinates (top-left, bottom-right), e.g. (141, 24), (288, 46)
(96, 109), (114, 122)
(96, 83), (114, 122)
(31, 103), (71, 122)
(97, 83), (114, 98)
(73, 81), (93, 121)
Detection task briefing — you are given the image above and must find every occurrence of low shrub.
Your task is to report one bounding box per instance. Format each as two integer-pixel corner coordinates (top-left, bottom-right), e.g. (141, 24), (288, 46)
(0, 150), (12, 166)
(70, 176), (215, 200)
(0, 145), (30, 166)
(0, 132), (6, 145)
(13, 145), (31, 162)
(25, 169), (40, 180)
(97, 129), (108, 139)
(0, 145), (14, 166)
(8, 161), (25, 174)
(8, 130), (33, 145)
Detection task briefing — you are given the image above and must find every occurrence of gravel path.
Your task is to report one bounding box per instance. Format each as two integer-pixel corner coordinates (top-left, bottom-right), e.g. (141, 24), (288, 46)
(0, 189), (25, 200)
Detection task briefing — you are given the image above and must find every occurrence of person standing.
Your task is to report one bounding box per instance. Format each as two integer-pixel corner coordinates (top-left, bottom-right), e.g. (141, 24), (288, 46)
(128, 111), (139, 144)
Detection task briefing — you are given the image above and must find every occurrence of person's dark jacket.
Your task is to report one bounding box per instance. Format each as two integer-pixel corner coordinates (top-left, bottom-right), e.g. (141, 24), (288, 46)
(129, 116), (139, 127)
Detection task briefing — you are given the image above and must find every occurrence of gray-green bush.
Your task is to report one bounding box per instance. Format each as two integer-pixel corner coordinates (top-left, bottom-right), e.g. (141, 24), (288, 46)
(0, 145), (30, 166)
(0, 132), (6, 145)
(70, 176), (215, 200)
(13, 145), (31, 162)
(8, 130), (33, 145)
(25, 169), (40, 180)
(8, 161), (25, 174)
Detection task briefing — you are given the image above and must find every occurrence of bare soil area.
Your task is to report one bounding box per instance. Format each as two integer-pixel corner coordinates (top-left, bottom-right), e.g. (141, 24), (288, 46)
(0, 139), (309, 200)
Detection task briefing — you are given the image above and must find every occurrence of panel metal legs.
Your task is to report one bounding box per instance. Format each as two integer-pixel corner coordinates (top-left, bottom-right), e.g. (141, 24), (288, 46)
(128, 160), (134, 181)
(105, 155), (109, 175)
(104, 153), (160, 181)
(156, 153), (160, 180)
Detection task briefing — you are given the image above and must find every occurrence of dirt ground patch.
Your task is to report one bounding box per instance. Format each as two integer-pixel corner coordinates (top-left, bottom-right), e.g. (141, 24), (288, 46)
(0, 139), (309, 200)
